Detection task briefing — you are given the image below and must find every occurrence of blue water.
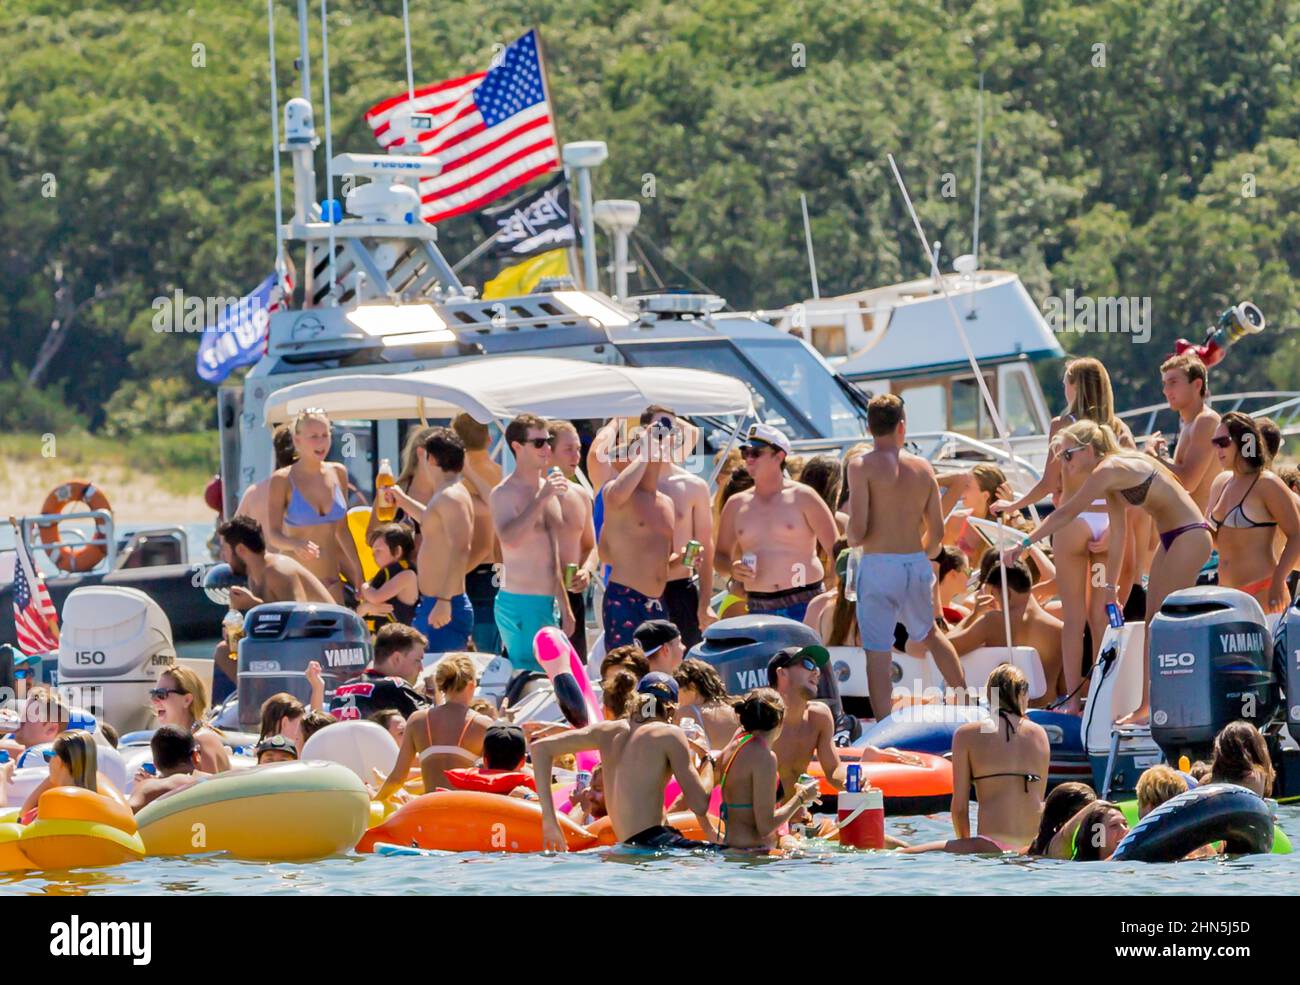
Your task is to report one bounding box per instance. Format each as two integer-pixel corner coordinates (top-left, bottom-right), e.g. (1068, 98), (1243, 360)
(4, 806), (1296, 896)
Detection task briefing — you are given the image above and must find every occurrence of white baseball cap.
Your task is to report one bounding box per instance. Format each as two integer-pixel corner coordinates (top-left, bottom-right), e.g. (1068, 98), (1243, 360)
(743, 422), (791, 455)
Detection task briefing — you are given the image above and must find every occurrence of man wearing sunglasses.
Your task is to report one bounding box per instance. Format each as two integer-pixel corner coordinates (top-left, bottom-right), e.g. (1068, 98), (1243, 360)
(846, 395), (966, 721)
(490, 414), (576, 693)
(714, 423), (838, 622)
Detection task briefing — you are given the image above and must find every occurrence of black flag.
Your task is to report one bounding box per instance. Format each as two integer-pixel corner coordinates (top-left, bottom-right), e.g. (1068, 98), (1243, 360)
(476, 175), (578, 259)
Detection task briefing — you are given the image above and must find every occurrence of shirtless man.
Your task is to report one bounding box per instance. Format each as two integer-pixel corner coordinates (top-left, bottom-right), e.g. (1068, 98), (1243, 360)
(490, 414), (575, 685)
(638, 406), (716, 647)
(1152, 354), (1220, 513)
(532, 673), (716, 851)
(946, 561), (1065, 708)
(234, 425), (296, 537)
(846, 395), (966, 722)
(715, 423), (838, 621)
(453, 414), (504, 654)
(128, 724), (208, 812)
(215, 514), (332, 684)
(381, 427), (477, 652)
(548, 419), (597, 660)
(600, 428), (676, 649)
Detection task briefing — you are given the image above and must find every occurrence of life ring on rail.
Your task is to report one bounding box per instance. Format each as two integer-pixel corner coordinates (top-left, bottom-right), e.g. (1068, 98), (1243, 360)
(38, 480), (112, 572)
(1111, 783), (1274, 863)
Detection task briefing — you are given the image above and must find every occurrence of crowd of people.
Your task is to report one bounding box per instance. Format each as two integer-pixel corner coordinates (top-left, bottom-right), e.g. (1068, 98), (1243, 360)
(5, 351), (1293, 856)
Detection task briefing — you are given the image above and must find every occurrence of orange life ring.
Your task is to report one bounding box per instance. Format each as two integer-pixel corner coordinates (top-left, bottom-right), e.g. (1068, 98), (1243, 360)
(38, 480), (111, 572)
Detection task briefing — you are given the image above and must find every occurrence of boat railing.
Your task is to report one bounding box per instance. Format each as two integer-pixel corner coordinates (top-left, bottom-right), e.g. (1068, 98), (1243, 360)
(1118, 391), (1300, 438)
(15, 509), (119, 575)
(784, 430), (1043, 481)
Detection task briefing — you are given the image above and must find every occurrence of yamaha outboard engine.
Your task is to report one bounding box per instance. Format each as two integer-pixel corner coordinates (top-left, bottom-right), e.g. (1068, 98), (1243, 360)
(1281, 601), (1300, 745)
(1150, 587), (1277, 765)
(237, 602), (370, 731)
(689, 614), (856, 740)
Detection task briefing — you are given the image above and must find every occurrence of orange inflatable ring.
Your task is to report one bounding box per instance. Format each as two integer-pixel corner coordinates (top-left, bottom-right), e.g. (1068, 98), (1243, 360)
(808, 750), (953, 815)
(357, 790), (598, 853)
(39, 480), (111, 573)
(18, 787), (145, 870)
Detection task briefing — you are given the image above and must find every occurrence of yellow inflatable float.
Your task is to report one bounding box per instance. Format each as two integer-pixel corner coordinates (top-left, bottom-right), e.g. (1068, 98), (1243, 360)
(135, 761), (369, 861)
(0, 788), (145, 872)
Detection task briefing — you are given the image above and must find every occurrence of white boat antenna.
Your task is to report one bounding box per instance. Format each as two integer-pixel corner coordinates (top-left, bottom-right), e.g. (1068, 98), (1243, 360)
(319, 0), (338, 302)
(266, 0), (288, 292)
(886, 153), (1013, 452)
(401, 0), (416, 103)
(968, 71), (985, 319)
(296, 0), (311, 103)
(973, 71), (984, 271)
(800, 192), (820, 300)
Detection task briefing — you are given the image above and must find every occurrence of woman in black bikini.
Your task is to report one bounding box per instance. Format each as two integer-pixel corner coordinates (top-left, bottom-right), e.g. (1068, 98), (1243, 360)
(1205, 412), (1300, 613)
(1003, 419), (1212, 723)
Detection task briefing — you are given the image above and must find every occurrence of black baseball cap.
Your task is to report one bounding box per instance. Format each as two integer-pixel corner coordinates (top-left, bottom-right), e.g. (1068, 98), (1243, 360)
(633, 619), (681, 657)
(766, 645), (830, 687)
(482, 723), (526, 770)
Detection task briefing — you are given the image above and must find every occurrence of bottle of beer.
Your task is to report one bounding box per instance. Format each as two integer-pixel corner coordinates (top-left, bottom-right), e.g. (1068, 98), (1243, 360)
(374, 458), (396, 522)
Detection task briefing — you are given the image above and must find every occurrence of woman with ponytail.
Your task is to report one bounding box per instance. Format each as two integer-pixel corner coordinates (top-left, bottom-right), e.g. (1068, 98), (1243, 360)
(714, 688), (819, 849)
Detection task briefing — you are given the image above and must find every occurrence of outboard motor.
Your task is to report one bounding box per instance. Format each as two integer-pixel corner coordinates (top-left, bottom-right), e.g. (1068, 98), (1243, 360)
(690, 615), (856, 740)
(1280, 601), (1300, 745)
(1150, 587), (1277, 765)
(236, 602), (370, 731)
(57, 586), (177, 734)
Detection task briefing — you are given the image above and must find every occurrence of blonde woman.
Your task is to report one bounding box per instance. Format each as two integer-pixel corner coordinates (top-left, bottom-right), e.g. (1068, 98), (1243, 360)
(18, 731), (101, 817)
(1004, 420), (1212, 723)
(268, 409), (365, 604)
(150, 664), (231, 773)
(374, 654), (494, 799)
(995, 358), (1140, 712)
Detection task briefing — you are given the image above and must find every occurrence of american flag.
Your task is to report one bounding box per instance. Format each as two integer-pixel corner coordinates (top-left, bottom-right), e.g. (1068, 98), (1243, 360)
(12, 534), (58, 655)
(364, 29), (561, 224)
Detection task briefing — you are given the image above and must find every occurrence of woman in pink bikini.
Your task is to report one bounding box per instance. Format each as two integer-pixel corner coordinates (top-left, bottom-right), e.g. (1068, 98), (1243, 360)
(267, 409), (365, 605)
(1003, 419), (1213, 723)
(1206, 412), (1300, 613)
(995, 358), (1138, 712)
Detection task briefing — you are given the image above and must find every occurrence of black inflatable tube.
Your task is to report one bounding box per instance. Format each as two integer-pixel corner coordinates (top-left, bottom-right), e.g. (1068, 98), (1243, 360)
(1111, 783), (1274, 863)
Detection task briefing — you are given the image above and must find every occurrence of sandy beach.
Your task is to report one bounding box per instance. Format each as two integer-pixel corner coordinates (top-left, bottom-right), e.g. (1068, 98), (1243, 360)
(0, 452), (215, 525)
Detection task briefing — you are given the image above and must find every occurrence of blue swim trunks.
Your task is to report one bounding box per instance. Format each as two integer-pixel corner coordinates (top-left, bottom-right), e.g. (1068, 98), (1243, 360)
(413, 593), (474, 653)
(494, 590), (559, 674)
(602, 582), (665, 650)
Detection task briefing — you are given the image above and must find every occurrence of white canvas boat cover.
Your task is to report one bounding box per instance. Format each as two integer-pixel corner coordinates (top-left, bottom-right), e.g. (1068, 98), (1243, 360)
(264, 356), (755, 425)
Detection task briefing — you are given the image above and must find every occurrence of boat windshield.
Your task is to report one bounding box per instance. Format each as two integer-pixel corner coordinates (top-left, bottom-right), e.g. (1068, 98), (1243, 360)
(618, 339), (865, 440)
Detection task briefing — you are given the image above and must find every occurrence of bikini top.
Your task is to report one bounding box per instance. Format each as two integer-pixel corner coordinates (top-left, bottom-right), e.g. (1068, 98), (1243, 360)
(420, 707), (480, 764)
(1118, 468), (1157, 506)
(1210, 473), (1277, 531)
(285, 474), (348, 527)
(971, 710), (1042, 793)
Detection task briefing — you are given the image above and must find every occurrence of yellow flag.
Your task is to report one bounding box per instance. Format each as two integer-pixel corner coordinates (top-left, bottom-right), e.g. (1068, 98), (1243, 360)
(481, 248), (570, 300)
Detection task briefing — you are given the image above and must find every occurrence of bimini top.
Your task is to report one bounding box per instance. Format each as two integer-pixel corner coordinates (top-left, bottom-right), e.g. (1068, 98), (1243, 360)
(263, 355), (755, 425)
(836, 274), (1063, 381)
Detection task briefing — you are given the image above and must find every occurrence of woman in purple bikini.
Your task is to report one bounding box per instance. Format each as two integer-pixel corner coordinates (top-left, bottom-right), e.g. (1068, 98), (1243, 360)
(1001, 419), (1212, 724)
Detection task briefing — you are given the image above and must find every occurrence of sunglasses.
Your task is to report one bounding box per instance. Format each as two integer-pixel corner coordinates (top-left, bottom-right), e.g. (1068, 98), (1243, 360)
(783, 656), (818, 672)
(739, 444), (771, 459)
(149, 687), (186, 701)
(1061, 445), (1086, 463)
(1210, 436), (1233, 448)
(42, 749), (55, 763)
(519, 437), (551, 449)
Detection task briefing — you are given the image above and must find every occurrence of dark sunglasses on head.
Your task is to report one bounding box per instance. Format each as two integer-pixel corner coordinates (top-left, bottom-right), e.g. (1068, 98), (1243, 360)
(1210, 436), (1233, 448)
(149, 687), (185, 701)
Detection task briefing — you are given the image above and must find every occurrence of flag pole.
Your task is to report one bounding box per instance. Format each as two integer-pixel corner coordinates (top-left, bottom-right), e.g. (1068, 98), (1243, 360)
(533, 27), (580, 285)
